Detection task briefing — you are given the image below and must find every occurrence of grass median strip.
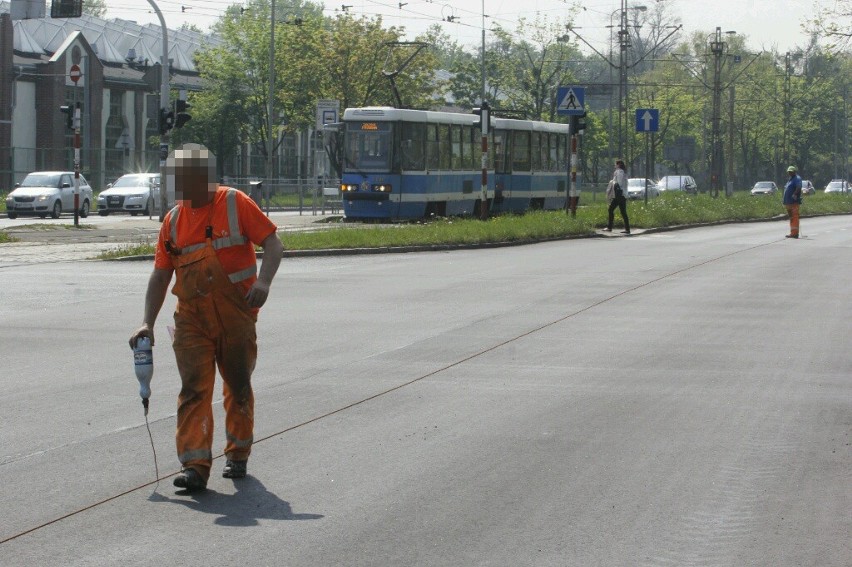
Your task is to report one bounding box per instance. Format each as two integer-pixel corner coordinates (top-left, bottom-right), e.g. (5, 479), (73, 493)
(92, 192), (851, 260)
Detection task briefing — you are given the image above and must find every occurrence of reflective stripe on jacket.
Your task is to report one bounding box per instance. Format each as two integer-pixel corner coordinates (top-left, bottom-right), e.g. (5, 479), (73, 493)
(167, 188), (257, 284)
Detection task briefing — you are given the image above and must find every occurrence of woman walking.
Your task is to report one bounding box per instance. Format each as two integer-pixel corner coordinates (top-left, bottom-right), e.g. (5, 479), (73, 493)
(604, 159), (630, 234)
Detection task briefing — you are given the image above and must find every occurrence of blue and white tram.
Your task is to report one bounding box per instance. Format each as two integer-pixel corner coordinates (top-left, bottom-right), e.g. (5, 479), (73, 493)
(338, 106), (571, 219)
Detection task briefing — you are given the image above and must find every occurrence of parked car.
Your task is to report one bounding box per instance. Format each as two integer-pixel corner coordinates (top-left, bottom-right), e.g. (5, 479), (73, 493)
(656, 175), (698, 194)
(97, 173), (171, 216)
(824, 179), (850, 194)
(5, 171), (93, 219)
(801, 179), (815, 195)
(626, 178), (659, 200)
(750, 181), (778, 196)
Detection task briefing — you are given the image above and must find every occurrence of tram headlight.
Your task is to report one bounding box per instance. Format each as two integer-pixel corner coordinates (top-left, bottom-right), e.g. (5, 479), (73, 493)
(340, 184), (358, 192)
(371, 184), (392, 193)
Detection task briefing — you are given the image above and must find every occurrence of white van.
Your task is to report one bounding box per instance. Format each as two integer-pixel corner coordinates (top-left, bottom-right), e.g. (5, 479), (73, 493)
(656, 175), (698, 194)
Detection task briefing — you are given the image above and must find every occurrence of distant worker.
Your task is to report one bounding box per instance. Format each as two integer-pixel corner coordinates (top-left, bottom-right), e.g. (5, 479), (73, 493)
(783, 165), (802, 239)
(129, 144), (283, 492)
(604, 159), (630, 234)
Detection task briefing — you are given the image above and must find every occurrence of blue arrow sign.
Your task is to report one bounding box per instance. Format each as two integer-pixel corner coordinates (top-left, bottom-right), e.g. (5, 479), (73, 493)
(557, 86), (585, 116)
(635, 108), (659, 132)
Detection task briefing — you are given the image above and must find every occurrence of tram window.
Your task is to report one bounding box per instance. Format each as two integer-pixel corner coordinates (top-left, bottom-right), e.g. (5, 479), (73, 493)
(531, 132), (541, 170)
(512, 131), (530, 172)
(557, 134), (568, 170)
(401, 122), (425, 170)
(344, 122), (391, 171)
(494, 130), (507, 174)
(450, 124), (462, 170)
(466, 126), (477, 169)
(439, 124), (451, 170)
(549, 134), (558, 172)
(426, 124), (439, 169)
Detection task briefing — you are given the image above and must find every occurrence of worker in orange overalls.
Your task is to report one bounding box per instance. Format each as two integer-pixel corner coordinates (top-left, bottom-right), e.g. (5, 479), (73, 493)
(129, 144), (283, 492)
(783, 165), (802, 239)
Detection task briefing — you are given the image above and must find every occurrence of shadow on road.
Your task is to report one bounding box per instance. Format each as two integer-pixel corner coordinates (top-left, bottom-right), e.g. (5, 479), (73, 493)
(149, 476), (324, 526)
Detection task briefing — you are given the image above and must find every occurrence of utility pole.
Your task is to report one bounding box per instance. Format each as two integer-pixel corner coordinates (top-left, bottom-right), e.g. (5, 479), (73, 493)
(709, 27), (724, 198)
(268, 0), (276, 214)
(728, 84), (735, 193)
(565, 6), (679, 168)
(783, 51), (791, 172)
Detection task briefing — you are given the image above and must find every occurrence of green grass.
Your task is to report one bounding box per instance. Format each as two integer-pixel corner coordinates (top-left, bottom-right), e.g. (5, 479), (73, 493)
(90, 190), (851, 259)
(0, 231), (18, 243)
(283, 191), (852, 250)
(97, 241), (156, 259)
(8, 223), (95, 231)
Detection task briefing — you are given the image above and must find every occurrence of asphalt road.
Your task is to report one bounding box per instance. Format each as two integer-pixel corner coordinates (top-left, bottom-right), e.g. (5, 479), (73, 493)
(0, 216), (849, 566)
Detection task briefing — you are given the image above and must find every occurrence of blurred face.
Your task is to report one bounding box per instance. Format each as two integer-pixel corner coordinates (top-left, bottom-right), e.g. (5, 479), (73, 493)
(166, 147), (218, 208)
(175, 164), (216, 208)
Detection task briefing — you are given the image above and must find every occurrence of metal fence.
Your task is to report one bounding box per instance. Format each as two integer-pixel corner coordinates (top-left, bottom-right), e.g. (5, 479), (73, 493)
(0, 146), (314, 193)
(0, 146), (342, 216)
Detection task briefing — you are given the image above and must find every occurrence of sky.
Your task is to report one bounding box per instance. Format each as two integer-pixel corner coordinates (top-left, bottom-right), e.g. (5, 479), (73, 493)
(102, 0), (833, 54)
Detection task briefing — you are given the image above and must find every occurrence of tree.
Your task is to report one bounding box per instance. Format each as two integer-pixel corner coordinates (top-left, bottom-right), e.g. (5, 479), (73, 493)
(82, 0), (106, 18)
(190, 0), (327, 175)
(321, 14), (438, 110)
(806, 0), (852, 50)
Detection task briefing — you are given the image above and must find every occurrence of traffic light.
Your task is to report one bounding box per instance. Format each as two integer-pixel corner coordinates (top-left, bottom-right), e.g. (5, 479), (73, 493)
(570, 112), (587, 134)
(174, 98), (192, 129)
(472, 101), (491, 133)
(158, 107), (174, 135)
(60, 105), (73, 130)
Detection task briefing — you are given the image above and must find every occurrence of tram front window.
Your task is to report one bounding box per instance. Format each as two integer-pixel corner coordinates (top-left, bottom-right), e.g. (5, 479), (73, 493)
(345, 122), (393, 171)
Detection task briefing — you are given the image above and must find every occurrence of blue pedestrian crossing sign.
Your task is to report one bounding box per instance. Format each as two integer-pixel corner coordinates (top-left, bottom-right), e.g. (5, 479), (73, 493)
(557, 86), (585, 116)
(635, 108), (659, 132)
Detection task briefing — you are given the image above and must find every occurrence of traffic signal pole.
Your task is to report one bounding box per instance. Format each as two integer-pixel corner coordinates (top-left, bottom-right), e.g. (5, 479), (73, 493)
(477, 102), (490, 220)
(147, 0), (170, 221)
(73, 103), (81, 227)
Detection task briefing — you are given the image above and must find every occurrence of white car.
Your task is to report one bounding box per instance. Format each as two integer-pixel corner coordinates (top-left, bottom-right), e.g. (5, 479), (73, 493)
(5, 171), (93, 219)
(750, 181), (778, 196)
(97, 173), (172, 216)
(626, 178), (659, 200)
(824, 179), (850, 194)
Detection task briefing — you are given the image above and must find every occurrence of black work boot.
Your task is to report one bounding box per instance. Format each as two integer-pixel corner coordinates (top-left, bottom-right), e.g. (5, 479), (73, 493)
(222, 459), (248, 479)
(173, 467), (207, 492)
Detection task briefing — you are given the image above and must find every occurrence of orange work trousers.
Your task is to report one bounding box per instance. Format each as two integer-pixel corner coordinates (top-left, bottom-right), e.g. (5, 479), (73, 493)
(785, 203), (799, 237)
(170, 237), (257, 482)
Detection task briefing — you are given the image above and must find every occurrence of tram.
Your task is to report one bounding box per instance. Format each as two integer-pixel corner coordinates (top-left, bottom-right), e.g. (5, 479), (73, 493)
(331, 107), (572, 219)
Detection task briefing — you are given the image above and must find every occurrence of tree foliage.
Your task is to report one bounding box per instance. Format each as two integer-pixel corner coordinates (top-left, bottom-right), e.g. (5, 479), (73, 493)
(179, 0), (851, 188)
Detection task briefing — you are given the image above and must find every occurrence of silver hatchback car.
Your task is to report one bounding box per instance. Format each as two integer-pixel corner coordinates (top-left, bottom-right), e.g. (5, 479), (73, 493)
(5, 171), (93, 219)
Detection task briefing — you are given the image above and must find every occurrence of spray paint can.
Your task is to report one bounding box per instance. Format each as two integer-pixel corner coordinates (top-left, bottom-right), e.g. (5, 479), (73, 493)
(133, 336), (153, 414)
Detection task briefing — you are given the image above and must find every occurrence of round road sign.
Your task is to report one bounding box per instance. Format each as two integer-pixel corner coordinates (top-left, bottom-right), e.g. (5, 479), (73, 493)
(69, 64), (82, 84)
